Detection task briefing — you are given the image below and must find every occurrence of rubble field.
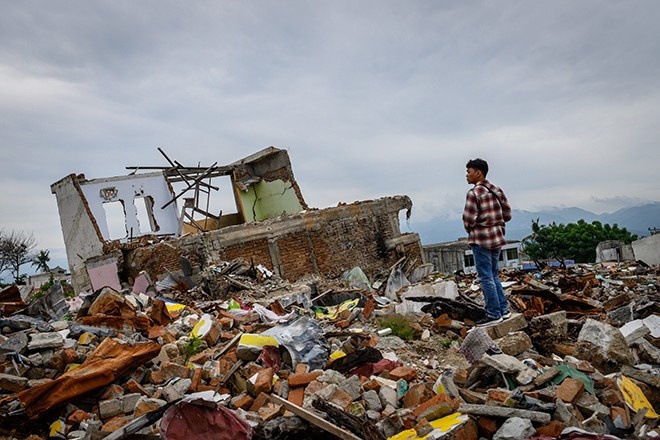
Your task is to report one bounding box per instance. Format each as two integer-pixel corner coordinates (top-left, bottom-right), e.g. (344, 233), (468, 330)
(0, 258), (658, 440)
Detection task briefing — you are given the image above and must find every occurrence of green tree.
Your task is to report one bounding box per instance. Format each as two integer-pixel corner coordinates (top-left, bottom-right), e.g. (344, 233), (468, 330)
(522, 219), (637, 266)
(32, 249), (51, 273)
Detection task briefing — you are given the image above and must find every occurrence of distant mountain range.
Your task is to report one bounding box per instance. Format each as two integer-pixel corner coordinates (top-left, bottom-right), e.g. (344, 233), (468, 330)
(410, 202), (660, 245)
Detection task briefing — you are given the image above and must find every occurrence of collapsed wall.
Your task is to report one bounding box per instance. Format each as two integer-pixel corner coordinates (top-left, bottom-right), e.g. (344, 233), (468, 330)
(125, 195), (421, 283)
(50, 147), (424, 292)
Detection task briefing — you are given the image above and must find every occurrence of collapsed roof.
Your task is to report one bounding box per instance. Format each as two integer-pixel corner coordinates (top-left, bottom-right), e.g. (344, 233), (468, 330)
(51, 147), (424, 294)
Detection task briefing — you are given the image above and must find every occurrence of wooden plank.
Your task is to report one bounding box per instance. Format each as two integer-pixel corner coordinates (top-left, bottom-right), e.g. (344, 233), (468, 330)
(213, 331), (243, 360)
(270, 394), (363, 440)
(103, 400), (177, 440)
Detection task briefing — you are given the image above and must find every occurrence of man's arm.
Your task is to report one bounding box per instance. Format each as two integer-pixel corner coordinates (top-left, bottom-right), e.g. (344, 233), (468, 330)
(462, 190), (478, 232)
(500, 192), (512, 223)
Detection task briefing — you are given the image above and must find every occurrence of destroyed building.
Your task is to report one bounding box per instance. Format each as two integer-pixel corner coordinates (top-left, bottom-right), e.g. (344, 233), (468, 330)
(423, 239), (522, 275)
(0, 146), (657, 440)
(50, 147), (424, 294)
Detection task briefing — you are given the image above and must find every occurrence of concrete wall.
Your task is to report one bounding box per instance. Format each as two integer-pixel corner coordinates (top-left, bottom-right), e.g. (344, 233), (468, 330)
(125, 196), (423, 284)
(77, 172), (179, 241)
(237, 179), (304, 223)
(632, 233), (660, 266)
(51, 174), (106, 292)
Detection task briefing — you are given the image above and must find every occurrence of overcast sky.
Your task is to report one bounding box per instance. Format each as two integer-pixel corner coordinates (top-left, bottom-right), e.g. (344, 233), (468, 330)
(2, 1), (660, 273)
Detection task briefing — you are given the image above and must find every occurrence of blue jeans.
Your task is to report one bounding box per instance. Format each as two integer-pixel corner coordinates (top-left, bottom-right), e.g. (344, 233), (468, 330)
(470, 244), (509, 319)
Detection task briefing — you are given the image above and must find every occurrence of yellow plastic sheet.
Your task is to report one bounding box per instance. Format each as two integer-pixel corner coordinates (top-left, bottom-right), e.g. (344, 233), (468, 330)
(238, 333), (279, 349)
(387, 412), (468, 440)
(617, 374), (659, 419)
(313, 298), (359, 320)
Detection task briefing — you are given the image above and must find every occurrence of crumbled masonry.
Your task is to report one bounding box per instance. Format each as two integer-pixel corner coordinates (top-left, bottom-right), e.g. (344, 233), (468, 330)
(0, 259), (658, 439)
(1, 148), (658, 439)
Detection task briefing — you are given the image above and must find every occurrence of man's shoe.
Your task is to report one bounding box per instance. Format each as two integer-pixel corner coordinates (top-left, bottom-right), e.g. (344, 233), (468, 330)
(475, 316), (503, 327)
(501, 311), (512, 319)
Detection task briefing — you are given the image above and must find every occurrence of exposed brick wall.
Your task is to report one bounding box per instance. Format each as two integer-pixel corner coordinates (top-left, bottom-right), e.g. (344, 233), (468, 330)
(121, 196), (423, 284)
(124, 242), (185, 283)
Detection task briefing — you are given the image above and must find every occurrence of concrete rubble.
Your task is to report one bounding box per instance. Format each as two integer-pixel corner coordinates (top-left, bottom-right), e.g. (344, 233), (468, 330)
(0, 258), (657, 440)
(0, 148), (658, 439)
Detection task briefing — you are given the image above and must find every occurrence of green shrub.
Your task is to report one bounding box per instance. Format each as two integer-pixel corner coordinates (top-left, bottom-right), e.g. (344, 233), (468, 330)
(377, 314), (416, 341)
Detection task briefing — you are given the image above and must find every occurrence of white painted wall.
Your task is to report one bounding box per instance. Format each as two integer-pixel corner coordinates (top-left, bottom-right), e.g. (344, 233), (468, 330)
(78, 172), (180, 241)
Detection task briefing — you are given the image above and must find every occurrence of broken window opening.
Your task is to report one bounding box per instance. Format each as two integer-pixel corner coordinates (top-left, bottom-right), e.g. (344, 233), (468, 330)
(174, 175), (240, 234)
(102, 200), (127, 240)
(506, 247), (519, 260)
(135, 196), (160, 234)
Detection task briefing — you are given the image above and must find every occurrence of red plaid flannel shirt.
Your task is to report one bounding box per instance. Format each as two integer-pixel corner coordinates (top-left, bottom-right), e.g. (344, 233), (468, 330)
(463, 180), (512, 249)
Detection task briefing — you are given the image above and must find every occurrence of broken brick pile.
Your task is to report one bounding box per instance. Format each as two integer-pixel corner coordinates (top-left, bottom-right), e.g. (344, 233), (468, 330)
(0, 259), (658, 440)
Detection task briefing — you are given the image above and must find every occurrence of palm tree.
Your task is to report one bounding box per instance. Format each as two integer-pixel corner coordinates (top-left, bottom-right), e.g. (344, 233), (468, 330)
(32, 249), (50, 273)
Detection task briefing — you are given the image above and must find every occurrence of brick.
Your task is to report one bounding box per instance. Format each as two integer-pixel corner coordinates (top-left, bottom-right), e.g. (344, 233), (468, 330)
(100, 384), (125, 400)
(190, 367), (203, 391)
(62, 348), (79, 365)
(449, 417), (479, 440)
(294, 363), (310, 374)
(610, 406), (629, 427)
(190, 352), (210, 365)
(416, 402), (453, 422)
(0, 373), (28, 393)
(304, 380), (328, 396)
(556, 378), (585, 404)
(162, 362), (192, 379)
(411, 393), (453, 419)
(149, 369), (168, 384)
(576, 360), (595, 373)
(389, 366), (417, 382)
(232, 393), (254, 410)
(414, 418), (433, 437)
(600, 388), (624, 407)
(124, 379), (149, 396)
(287, 387), (305, 406)
(67, 409), (92, 425)
(365, 335), (379, 348)
(362, 379), (381, 392)
(402, 383), (433, 408)
(101, 415), (130, 432)
(288, 370), (322, 387)
(258, 403), (285, 421)
(219, 317), (234, 329)
(134, 397), (167, 418)
(453, 369), (468, 387)
(249, 392), (271, 412)
(535, 420), (566, 438)
(477, 416), (498, 439)
(254, 367), (274, 395)
(329, 388), (354, 410)
(362, 298), (375, 319)
(486, 388), (510, 405)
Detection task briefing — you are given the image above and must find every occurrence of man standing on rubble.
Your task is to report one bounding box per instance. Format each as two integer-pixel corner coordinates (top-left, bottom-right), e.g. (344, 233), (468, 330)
(463, 158), (512, 326)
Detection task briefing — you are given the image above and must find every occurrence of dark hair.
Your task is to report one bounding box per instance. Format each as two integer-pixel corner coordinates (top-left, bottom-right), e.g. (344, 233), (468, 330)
(466, 158), (488, 177)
